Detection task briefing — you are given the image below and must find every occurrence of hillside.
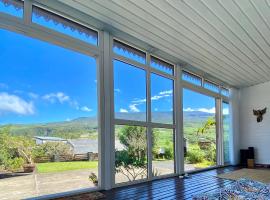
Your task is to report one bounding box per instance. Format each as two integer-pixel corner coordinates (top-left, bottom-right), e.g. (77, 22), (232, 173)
(0, 117), (98, 139)
(0, 111), (215, 139)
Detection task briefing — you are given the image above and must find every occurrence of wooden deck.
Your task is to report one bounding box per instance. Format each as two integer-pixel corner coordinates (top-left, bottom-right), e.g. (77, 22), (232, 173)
(101, 166), (240, 200)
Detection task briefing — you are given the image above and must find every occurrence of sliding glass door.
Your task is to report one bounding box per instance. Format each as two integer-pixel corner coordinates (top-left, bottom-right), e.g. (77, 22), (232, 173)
(183, 89), (217, 171)
(112, 40), (176, 185)
(223, 102), (230, 164)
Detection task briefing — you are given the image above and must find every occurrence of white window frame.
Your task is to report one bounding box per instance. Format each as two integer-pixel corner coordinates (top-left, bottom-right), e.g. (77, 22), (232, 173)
(0, 0), (233, 196)
(182, 77), (231, 172)
(111, 37), (178, 188)
(0, 0), (105, 198)
(220, 100), (231, 166)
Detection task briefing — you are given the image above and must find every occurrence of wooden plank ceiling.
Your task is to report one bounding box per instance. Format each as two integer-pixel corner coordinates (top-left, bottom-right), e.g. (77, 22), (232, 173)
(58, 0), (270, 88)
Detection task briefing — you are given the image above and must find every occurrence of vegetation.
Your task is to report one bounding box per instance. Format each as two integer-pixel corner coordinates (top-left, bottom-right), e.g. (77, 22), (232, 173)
(33, 142), (73, 160)
(115, 126), (147, 181)
(185, 116), (217, 169)
(89, 172), (98, 186)
(0, 127), (35, 172)
(0, 117), (98, 139)
(0, 112), (222, 175)
(36, 161), (98, 173)
(152, 129), (174, 160)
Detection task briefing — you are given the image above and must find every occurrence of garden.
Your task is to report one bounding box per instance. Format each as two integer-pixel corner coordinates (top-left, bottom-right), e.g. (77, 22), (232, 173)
(0, 116), (217, 199)
(184, 117), (217, 170)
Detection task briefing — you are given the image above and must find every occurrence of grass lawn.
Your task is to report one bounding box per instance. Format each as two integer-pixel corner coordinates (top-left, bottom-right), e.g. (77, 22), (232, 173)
(37, 161), (98, 173)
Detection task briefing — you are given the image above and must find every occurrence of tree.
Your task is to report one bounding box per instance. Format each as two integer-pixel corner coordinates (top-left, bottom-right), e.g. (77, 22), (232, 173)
(0, 127), (35, 171)
(33, 142), (73, 160)
(197, 117), (216, 137)
(115, 126), (147, 181)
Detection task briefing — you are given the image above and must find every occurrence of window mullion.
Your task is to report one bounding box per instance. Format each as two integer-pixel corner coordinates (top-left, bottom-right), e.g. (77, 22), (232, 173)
(216, 98), (223, 166)
(146, 52), (153, 180)
(23, 0), (32, 25)
(175, 66), (183, 175)
(102, 31), (114, 190)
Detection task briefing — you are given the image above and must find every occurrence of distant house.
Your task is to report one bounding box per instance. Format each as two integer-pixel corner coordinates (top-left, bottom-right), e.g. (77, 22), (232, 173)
(34, 136), (125, 154)
(68, 139), (124, 154)
(34, 136), (68, 145)
(68, 139), (98, 154)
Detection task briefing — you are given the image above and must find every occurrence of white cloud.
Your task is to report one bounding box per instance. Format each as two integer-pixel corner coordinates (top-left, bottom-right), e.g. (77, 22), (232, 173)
(159, 90), (173, 95)
(42, 92), (70, 104)
(183, 107), (216, 114)
(28, 92), (39, 99)
(183, 107), (194, 112)
(120, 108), (128, 113)
(129, 104), (140, 112)
(132, 98), (146, 104)
(70, 100), (79, 110)
(0, 92), (34, 115)
(114, 88), (121, 93)
(0, 83), (8, 90)
(151, 90), (172, 101)
(223, 108), (229, 115)
(198, 107), (216, 113)
(132, 90), (172, 105)
(14, 90), (23, 94)
(66, 118), (71, 122)
(128, 89), (172, 113)
(81, 106), (92, 112)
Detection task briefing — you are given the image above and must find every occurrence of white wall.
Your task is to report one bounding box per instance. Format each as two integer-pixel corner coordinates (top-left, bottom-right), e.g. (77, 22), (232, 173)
(230, 88), (240, 165)
(239, 81), (270, 164)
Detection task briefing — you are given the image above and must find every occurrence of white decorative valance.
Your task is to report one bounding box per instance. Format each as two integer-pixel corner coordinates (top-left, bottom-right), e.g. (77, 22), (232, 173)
(150, 56), (174, 74)
(204, 80), (219, 93)
(182, 71), (202, 86)
(113, 40), (146, 60)
(0, 0), (23, 11)
(32, 6), (98, 40)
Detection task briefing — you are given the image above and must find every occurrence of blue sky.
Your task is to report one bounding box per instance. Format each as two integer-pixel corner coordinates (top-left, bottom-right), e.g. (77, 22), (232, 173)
(183, 89), (216, 114)
(0, 29), (97, 125)
(0, 25), (217, 125)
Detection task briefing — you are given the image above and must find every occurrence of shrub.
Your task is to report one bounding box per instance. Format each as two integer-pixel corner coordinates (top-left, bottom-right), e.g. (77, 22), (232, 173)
(195, 160), (215, 169)
(33, 142), (73, 160)
(4, 157), (24, 172)
(164, 144), (174, 160)
(115, 126), (147, 181)
(186, 144), (205, 163)
(204, 143), (216, 162)
(0, 128), (35, 172)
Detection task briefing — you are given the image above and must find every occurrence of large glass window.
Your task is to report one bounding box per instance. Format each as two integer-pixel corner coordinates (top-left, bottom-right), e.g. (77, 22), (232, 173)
(114, 60), (146, 121)
(113, 39), (176, 185)
(183, 89), (216, 171)
(223, 102), (230, 164)
(0, 28), (99, 199)
(151, 74), (174, 124)
(115, 125), (147, 184)
(0, 0), (23, 17)
(32, 6), (98, 46)
(152, 128), (174, 176)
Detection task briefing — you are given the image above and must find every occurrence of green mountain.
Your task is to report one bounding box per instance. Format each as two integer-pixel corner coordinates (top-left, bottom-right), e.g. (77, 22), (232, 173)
(0, 117), (98, 139)
(0, 111), (214, 139)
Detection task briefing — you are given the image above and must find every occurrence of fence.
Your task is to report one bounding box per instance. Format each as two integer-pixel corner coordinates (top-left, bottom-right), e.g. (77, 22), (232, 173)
(34, 152), (98, 163)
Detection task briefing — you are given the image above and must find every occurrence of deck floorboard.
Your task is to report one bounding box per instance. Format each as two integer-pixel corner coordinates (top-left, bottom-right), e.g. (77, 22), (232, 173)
(101, 166), (241, 200)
